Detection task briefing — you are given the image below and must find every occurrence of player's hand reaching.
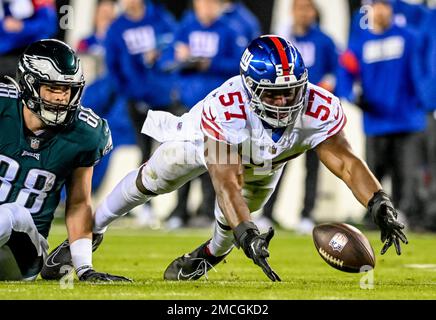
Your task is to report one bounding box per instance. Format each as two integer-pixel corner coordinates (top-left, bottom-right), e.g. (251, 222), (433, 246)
(79, 269), (132, 282)
(368, 190), (408, 255)
(234, 222), (281, 282)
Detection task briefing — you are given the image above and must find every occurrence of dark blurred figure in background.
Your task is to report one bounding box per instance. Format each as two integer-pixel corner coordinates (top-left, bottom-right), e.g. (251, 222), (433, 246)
(350, 0), (429, 38)
(161, 0), (247, 229)
(337, 0), (426, 230)
(104, 0), (178, 228)
(77, 0), (136, 196)
(0, 0), (57, 78)
(414, 0), (436, 231)
(77, 0), (116, 56)
(259, 0), (338, 234)
(222, 0), (261, 42)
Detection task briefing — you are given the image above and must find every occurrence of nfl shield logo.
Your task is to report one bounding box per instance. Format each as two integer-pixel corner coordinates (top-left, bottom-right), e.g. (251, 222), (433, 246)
(30, 138), (40, 150)
(329, 233), (349, 252)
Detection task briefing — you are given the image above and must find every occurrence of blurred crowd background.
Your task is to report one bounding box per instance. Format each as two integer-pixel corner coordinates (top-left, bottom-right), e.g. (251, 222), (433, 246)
(1, 0), (436, 233)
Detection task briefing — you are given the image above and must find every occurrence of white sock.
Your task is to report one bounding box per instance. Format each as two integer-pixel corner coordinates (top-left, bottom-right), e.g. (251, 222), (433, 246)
(70, 238), (93, 277)
(93, 169), (153, 233)
(208, 221), (234, 257)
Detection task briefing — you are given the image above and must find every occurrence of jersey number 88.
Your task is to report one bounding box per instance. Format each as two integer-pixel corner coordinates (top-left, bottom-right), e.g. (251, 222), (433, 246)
(0, 154), (55, 214)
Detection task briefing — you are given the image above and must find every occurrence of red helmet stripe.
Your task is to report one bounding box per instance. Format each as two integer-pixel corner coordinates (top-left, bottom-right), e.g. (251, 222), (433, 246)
(270, 36), (290, 76)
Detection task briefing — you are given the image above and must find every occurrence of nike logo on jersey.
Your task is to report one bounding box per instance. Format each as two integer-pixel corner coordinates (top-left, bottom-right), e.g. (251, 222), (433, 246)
(21, 150), (40, 160)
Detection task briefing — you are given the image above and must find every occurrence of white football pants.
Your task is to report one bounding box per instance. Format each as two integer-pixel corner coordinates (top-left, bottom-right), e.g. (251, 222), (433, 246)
(0, 203), (48, 281)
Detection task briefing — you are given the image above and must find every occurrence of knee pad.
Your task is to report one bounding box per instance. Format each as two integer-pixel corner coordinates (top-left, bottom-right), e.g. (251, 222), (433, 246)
(0, 203), (45, 257)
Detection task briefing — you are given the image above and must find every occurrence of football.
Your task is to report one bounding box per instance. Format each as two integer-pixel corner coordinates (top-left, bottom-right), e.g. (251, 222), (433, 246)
(312, 223), (376, 273)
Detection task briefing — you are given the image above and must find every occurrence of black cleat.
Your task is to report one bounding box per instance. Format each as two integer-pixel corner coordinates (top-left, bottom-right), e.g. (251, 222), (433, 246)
(40, 233), (104, 280)
(164, 240), (230, 281)
(91, 233), (104, 251)
(40, 239), (71, 280)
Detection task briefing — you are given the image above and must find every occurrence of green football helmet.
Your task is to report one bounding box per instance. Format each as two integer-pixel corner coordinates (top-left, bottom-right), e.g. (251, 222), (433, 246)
(17, 39), (85, 127)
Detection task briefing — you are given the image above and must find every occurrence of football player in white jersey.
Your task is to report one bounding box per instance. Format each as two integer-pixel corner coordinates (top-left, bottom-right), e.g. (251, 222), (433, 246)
(43, 35), (408, 282)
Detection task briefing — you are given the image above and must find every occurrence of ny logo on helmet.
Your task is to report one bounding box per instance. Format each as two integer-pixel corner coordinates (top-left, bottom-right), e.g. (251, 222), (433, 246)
(240, 49), (254, 72)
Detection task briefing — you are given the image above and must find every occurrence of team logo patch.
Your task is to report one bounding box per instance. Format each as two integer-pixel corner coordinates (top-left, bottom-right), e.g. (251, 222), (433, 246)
(30, 138), (40, 150)
(329, 233), (348, 252)
(102, 135), (113, 156)
(21, 150), (40, 161)
(240, 48), (253, 72)
(23, 55), (53, 79)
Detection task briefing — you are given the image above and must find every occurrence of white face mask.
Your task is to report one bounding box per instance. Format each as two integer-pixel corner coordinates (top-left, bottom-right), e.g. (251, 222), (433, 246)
(244, 72), (308, 128)
(39, 107), (68, 126)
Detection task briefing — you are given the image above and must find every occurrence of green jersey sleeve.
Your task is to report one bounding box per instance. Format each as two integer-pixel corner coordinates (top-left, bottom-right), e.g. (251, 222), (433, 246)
(74, 107), (113, 167)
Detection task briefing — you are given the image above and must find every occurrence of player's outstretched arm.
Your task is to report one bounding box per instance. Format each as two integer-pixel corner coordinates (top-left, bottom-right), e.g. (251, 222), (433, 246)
(205, 137), (280, 281)
(65, 166), (131, 282)
(315, 130), (408, 255)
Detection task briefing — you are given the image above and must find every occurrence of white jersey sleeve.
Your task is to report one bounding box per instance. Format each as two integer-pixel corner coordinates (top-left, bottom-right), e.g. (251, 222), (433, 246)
(302, 84), (347, 149)
(200, 77), (250, 145)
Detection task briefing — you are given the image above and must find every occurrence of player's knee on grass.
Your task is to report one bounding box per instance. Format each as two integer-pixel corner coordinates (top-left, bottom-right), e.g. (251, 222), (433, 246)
(0, 231), (43, 281)
(0, 204), (46, 280)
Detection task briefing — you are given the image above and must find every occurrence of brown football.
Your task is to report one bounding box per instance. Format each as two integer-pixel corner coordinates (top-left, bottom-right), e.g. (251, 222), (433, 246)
(312, 223), (375, 273)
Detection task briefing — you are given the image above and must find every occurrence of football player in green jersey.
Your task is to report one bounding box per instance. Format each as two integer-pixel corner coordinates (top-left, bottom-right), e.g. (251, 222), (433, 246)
(0, 39), (130, 282)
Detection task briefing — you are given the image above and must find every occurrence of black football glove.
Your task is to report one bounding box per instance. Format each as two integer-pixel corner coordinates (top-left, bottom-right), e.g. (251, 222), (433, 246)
(368, 190), (408, 255)
(233, 221), (281, 282)
(79, 269), (132, 282)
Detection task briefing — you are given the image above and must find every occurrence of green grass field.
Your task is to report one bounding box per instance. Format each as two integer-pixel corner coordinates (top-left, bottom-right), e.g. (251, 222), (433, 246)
(1, 223), (436, 300)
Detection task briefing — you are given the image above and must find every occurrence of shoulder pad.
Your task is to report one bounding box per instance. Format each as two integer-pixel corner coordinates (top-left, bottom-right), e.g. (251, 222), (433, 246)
(302, 84), (347, 147)
(69, 106), (113, 167)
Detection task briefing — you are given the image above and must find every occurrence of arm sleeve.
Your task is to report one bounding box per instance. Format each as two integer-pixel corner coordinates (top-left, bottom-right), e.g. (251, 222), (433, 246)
(208, 26), (247, 77)
(154, 9), (178, 71)
(0, 6), (57, 53)
(326, 37), (339, 77)
(156, 8), (177, 49)
(20, 6), (57, 39)
(412, 16), (436, 110)
(336, 48), (359, 102)
(104, 25), (125, 92)
(157, 22), (188, 72)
